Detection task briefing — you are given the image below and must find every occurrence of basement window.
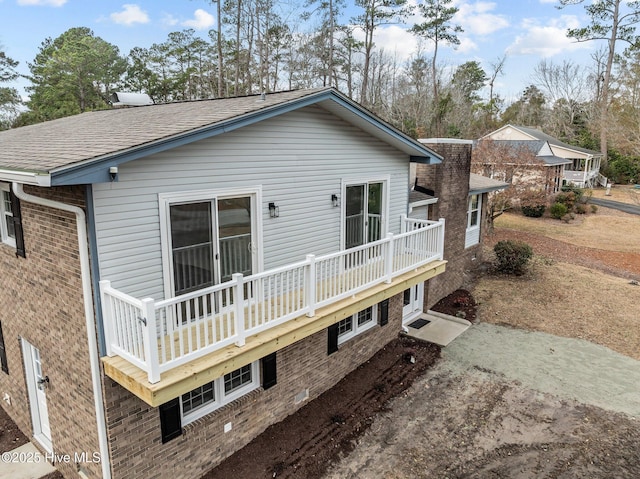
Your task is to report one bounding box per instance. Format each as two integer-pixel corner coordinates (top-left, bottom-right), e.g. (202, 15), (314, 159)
(337, 306), (377, 345)
(180, 362), (259, 424)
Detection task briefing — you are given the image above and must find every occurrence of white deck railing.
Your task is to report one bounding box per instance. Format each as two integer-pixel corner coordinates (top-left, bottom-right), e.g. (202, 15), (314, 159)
(100, 217), (445, 383)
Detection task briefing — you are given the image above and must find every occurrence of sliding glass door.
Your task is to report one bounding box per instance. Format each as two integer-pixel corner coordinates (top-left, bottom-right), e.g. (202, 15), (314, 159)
(344, 181), (384, 250)
(169, 195), (255, 297)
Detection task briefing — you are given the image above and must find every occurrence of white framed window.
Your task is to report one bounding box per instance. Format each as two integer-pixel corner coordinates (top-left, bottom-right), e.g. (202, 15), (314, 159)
(465, 194), (482, 248)
(0, 184), (16, 248)
(180, 362), (259, 424)
(467, 194), (480, 229)
(337, 306), (377, 345)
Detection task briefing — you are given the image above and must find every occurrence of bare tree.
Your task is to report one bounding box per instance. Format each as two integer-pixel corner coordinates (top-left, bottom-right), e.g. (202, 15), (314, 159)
(472, 139), (557, 228)
(532, 59), (590, 140)
(559, 0), (640, 159)
(352, 0), (408, 106)
(410, 0), (463, 135)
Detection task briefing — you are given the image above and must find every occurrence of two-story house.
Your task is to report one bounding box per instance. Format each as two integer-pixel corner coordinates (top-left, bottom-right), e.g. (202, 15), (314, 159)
(481, 124), (606, 188)
(0, 88), (452, 479)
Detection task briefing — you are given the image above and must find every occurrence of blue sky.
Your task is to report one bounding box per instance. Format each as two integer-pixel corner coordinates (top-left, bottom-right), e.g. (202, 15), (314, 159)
(0, 0), (600, 103)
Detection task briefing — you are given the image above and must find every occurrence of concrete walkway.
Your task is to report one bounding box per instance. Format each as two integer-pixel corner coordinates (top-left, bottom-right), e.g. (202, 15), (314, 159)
(0, 442), (57, 479)
(590, 197), (640, 215)
(441, 323), (640, 417)
(405, 310), (471, 346)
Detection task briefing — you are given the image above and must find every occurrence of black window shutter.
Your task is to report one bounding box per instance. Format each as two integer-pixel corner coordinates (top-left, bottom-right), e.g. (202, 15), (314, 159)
(327, 324), (339, 355)
(159, 398), (182, 444)
(378, 299), (389, 326)
(10, 191), (26, 258)
(261, 352), (277, 390)
(0, 320), (8, 374)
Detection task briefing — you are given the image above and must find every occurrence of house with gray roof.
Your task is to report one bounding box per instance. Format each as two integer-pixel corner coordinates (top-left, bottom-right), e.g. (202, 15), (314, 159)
(482, 124), (606, 188)
(0, 87), (468, 478)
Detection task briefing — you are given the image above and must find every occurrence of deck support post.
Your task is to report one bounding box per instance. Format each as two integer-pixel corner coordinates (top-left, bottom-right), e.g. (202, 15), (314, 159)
(305, 254), (316, 317)
(232, 273), (246, 347)
(384, 233), (394, 284)
(99, 280), (115, 357)
(142, 297), (160, 384)
(438, 218), (446, 260)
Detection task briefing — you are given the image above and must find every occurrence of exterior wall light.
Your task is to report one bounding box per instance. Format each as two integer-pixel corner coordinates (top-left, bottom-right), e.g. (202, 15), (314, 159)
(268, 202), (279, 218)
(331, 194), (339, 207)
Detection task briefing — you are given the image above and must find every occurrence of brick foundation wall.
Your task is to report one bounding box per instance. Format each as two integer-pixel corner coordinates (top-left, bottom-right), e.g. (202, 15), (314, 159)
(0, 185), (102, 478)
(104, 294), (404, 479)
(415, 143), (481, 308)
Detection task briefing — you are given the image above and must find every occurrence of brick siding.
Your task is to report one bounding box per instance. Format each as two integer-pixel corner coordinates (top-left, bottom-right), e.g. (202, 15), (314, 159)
(415, 143), (483, 308)
(0, 185), (102, 478)
(103, 294), (404, 479)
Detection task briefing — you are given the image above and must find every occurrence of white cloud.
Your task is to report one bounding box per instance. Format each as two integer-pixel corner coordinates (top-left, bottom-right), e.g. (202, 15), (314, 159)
(454, 2), (510, 36)
(507, 15), (590, 57)
(182, 9), (215, 30)
(110, 4), (149, 26)
(17, 0), (67, 6)
(161, 13), (179, 28)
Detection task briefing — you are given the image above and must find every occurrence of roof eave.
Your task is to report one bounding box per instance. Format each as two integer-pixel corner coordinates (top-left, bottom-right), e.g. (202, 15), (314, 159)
(0, 169), (51, 187)
(48, 89), (442, 186)
(469, 184), (509, 195)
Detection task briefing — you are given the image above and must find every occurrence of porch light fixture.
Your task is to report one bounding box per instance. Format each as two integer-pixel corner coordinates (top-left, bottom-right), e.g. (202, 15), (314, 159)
(268, 202), (279, 218)
(331, 194), (339, 207)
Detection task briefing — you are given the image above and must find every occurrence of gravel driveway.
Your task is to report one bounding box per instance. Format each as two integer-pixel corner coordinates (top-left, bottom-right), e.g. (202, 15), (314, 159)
(324, 323), (640, 478)
(441, 323), (640, 417)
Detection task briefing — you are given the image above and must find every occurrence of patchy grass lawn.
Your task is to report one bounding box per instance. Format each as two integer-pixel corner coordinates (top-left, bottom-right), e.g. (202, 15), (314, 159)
(473, 259), (640, 361)
(494, 208), (639, 253)
(481, 200), (639, 360)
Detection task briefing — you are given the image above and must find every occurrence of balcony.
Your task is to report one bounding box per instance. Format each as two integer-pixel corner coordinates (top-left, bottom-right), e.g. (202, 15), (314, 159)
(100, 217), (446, 406)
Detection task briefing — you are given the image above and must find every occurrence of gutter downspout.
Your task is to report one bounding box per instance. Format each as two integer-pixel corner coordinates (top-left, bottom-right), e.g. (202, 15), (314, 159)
(13, 183), (111, 479)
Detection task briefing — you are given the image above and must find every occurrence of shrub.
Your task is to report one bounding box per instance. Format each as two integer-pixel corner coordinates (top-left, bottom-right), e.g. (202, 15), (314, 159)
(591, 204), (598, 213)
(493, 240), (533, 275)
(521, 204), (546, 217)
(550, 202), (568, 219)
(575, 204), (587, 214)
(555, 191), (577, 210)
(560, 184), (585, 202)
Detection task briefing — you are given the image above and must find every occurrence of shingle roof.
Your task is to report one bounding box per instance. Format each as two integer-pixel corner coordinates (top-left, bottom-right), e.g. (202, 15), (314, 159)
(469, 173), (509, 194)
(0, 87), (441, 186)
(0, 88), (325, 173)
(510, 125), (601, 157)
(409, 190), (436, 204)
(481, 139), (572, 166)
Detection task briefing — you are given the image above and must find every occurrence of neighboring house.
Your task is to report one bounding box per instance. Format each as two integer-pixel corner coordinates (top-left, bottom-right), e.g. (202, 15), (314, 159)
(482, 124), (606, 188)
(0, 88), (458, 479)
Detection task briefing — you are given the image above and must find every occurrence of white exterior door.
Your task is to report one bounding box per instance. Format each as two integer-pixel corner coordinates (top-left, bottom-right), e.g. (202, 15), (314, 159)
(403, 283), (424, 323)
(22, 339), (52, 452)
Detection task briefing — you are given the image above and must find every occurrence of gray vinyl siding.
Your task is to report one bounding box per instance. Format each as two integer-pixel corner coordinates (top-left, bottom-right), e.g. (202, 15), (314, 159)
(92, 105), (409, 301)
